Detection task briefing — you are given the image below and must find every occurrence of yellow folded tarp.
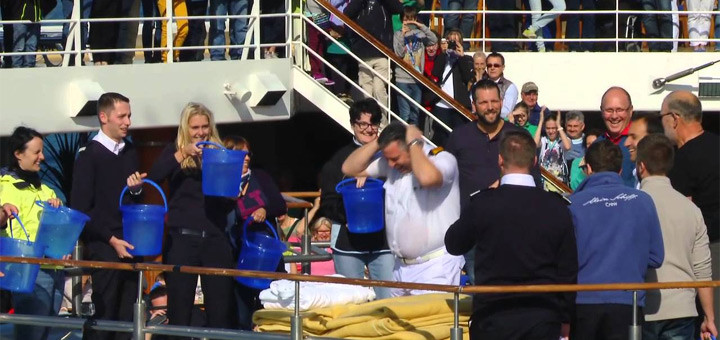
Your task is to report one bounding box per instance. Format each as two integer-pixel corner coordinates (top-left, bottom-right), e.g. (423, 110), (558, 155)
(253, 293), (472, 340)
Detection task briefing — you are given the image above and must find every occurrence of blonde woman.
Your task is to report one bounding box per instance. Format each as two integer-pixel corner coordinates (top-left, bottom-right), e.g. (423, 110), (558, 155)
(148, 103), (238, 330)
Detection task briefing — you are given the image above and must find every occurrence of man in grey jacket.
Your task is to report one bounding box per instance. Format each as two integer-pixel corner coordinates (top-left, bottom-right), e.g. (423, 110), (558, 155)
(637, 134), (717, 340)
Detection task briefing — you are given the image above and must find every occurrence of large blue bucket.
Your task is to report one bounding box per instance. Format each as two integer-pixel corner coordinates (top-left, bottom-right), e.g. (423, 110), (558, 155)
(235, 219), (286, 289)
(335, 178), (384, 233)
(119, 179), (168, 256)
(35, 202), (90, 259)
(197, 141), (247, 197)
(0, 216), (44, 293)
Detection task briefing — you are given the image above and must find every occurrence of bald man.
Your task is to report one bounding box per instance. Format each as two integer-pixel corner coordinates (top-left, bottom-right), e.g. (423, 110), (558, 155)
(596, 86), (636, 187)
(661, 90), (719, 331)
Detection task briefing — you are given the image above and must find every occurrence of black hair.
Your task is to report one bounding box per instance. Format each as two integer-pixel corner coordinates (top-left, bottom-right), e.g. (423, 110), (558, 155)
(149, 285), (167, 301)
(486, 52), (505, 65)
(631, 112), (663, 135)
(471, 79), (502, 103)
(8, 126), (43, 168)
(636, 134), (674, 176)
(377, 122), (407, 150)
(348, 98), (382, 125)
(585, 139), (623, 173)
(97, 92), (130, 117)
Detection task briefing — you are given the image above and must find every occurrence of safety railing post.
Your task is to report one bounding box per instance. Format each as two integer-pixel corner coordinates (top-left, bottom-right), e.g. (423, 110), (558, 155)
(629, 290), (641, 340)
(301, 206), (311, 274)
(133, 271), (146, 340)
(290, 280), (303, 340)
(74, 0), (82, 66)
(450, 292), (463, 340)
(71, 241), (83, 316)
(615, 2), (620, 52)
(165, 0), (174, 63)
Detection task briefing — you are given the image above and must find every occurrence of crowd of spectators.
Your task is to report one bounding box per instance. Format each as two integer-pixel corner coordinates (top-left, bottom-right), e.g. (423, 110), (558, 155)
(1, 0), (719, 68)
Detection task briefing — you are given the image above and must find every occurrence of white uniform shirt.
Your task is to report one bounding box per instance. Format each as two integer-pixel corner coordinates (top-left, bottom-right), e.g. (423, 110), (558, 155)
(366, 145), (460, 259)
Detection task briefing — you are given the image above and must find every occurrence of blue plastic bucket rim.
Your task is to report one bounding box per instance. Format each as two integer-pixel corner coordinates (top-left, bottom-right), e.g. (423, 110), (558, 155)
(241, 219), (281, 247)
(196, 141), (248, 160)
(35, 201), (91, 223)
(118, 179), (168, 212)
(335, 177), (383, 194)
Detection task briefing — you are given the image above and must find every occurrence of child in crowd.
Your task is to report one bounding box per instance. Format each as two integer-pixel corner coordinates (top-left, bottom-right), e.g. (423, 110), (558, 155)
(534, 108), (572, 190)
(507, 102), (537, 136)
(393, 6), (437, 125)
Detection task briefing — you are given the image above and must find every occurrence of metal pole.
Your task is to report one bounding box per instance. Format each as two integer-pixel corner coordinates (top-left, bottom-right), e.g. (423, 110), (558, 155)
(301, 206), (311, 274)
(165, 0), (174, 63)
(629, 290), (641, 340)
(133, 271), (146, 340)
(71, 241), (83, 316)
(290, 280), (303, 340)
(450, 292), (463, 340)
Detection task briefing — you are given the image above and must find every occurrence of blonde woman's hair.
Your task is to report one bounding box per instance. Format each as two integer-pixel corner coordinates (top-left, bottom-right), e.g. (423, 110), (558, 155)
(175, 102), (222, 170)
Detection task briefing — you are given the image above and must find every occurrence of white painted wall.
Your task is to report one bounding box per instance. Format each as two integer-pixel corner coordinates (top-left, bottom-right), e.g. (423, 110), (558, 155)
(0, 59), (292, 136)
(0, 53), (718, 136)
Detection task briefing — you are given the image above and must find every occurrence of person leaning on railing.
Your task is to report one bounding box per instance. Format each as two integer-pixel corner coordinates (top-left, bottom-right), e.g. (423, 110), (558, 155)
(0, 126), (65, 340)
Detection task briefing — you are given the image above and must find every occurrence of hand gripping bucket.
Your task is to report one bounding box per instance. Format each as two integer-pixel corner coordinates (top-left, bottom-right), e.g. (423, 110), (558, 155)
(197, 141), (247, 197)
(235, 219), (286, 289)
(35, 201), (90, 259)
(335, 178), (385, 233)
(0, 214), (44, 293)
(119, 179), (168, 256)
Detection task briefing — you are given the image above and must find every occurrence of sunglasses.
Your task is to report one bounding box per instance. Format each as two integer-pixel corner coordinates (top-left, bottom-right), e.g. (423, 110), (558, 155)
(487, 63), (503, 68)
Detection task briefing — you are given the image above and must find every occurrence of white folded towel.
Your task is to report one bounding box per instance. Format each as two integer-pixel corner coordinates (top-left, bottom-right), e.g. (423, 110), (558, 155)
(259, 275), (376, 311)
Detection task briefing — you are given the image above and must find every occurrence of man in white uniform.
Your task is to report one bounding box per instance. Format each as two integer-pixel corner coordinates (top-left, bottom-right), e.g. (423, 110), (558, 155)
(342, 122), (464, 296)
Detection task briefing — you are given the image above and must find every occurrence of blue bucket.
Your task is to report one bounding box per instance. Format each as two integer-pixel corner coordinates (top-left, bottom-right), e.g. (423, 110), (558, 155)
(197, 141), (247, 197)
(0, 216), (44, 293)
(335, 178), (384, 234)
(119, 179), (168, 256)
(235, 219), (286, 289)
(35, 202), (90, 259)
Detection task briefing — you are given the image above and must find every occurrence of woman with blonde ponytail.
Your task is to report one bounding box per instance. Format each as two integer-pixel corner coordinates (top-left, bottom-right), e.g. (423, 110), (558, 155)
(148, 102), (238, 331)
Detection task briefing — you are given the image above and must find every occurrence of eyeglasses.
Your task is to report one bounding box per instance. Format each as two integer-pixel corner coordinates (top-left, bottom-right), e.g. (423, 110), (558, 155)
(602, 107), (630, 115)
(660, 112), (675, 119)
(354, 121), (379, 130)
(487, 63), (503, 68)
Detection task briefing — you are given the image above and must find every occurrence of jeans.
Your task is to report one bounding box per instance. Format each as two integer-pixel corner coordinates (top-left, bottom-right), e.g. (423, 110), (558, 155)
(641, 0), (673, 51)
(642, 317), (695, 340)
(565, 0), (596, 51)
(528, 0), (566, 50)
(333, 250), (395, 300)
(12, 269), (65, 340)
(141, 0), (162, 62)
(12, 23), (40, 67)
(396, 82), (422, 125)
(62, 0), (92, 63)
(209, 0), (249, 60)
(442, 0), (478, 49)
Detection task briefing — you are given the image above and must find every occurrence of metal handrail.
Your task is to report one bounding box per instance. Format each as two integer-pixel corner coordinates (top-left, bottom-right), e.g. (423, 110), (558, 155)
(2, 256), (719, 294)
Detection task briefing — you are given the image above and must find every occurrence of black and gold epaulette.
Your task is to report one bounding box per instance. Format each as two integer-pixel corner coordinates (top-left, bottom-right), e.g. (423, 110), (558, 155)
(469, 187), (495, 198)
(428, 147), (444, 156)
(550, 191), (572, 205)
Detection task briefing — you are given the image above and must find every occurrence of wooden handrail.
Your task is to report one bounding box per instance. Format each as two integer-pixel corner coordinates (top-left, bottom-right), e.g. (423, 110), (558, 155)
(282, 191), (321, 198)
(308, 4), (573, 194)
(2, 256), (718, 294)
(315, 0), (474, 122)
(540, 167), (572, 193)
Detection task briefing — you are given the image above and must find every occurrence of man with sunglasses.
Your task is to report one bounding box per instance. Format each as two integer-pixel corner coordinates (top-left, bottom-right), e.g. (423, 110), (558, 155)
(484, 52), (517, 119)
(317, 98), (394, 300)
(661, 90), (719, 332)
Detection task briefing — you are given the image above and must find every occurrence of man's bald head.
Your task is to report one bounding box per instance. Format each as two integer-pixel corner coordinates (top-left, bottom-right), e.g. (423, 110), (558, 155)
(662, 91), (702, 123)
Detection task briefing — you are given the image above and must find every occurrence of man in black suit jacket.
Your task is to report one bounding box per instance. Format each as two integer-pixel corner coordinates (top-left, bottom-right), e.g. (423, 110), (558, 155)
(445, 130), (578, 340)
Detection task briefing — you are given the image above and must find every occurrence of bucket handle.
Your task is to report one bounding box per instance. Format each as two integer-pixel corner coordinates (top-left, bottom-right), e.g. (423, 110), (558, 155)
(196, 141), (226, 150)
(9, 212), (30, 242)
(118, 179), (168, 212)
(335, 177), (383, 194)
(241, 218), (279, 245)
